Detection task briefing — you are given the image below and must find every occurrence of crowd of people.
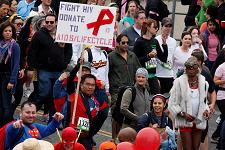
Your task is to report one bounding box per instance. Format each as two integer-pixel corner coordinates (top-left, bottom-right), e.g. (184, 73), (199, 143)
(0, 0), (225, 149)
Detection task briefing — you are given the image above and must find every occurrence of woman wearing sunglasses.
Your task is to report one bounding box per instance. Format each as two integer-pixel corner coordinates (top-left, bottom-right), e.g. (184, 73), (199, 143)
(0, 21), (20, 127)
(168, 56), (210, 150)
(133, 18), (168, 95)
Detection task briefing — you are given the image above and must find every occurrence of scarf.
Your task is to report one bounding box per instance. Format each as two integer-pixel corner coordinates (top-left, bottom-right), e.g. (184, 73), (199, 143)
(0, 39), (16, 64)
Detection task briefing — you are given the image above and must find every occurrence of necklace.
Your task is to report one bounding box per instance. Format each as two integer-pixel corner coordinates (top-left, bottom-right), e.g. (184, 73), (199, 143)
(188, 78), (198, 88)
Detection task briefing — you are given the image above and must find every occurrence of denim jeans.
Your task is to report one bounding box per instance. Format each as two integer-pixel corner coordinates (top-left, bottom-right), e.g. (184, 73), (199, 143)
(36, 70), (61, 122)
(0, 72), (13, 127)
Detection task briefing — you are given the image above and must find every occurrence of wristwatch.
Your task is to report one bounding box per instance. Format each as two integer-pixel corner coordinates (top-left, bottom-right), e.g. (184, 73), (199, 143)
(179, 111), (185, 117)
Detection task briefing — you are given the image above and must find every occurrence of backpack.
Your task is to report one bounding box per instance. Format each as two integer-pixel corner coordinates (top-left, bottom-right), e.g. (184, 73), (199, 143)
(112, 86), (136, 125)
(86, 48), (108, 63)
(0, 121), (24, 149)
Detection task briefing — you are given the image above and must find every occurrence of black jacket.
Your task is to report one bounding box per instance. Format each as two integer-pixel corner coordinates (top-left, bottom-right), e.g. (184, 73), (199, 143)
(28, 27), (72, 72)
(133, 37), (168, 65)
(184, 0), (201, 27)
(145, 0), (169, 21)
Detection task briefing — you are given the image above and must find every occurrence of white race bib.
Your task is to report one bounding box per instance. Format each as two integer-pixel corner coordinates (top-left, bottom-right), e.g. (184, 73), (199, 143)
(77, 117), (90, 131)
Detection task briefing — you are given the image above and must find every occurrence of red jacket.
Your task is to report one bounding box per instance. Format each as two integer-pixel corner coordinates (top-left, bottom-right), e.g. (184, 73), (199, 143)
(68, 93), (99, 128)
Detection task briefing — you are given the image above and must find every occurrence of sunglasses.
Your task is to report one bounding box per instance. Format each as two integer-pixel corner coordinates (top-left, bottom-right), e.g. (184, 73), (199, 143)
(45, 21), (55, 24)
(121, 41), (128, 45)
(186, 64), (198, 69)
(164, 24), (172, 27)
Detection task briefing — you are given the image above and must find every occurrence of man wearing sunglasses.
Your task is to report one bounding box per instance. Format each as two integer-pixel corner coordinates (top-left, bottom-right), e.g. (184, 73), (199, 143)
(155, 17), (176, 94)
(28, 13), (72, 123)
(108, 34), (141, 140)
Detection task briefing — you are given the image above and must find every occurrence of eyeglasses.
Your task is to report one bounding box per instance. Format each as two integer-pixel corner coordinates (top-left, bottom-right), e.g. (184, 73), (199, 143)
(121, 41), (128, 45)
(164, 24), (172, 27)
(83, 82), (96, 88)
(45, 21), (55, 24)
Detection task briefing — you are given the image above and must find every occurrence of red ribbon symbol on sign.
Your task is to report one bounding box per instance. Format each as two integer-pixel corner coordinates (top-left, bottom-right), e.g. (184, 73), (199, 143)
(87, 9), (114, 36)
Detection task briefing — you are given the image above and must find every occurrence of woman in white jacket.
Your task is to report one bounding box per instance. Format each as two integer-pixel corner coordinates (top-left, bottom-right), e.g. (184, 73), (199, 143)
(168, 56), (210, 150)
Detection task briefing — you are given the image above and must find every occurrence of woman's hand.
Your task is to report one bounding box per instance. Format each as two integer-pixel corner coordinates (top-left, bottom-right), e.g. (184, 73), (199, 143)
(152, 123), (159, 129)
(203, 110), (210, 120)
(182, 112), (195, 122)
(148, 51), (157, 58)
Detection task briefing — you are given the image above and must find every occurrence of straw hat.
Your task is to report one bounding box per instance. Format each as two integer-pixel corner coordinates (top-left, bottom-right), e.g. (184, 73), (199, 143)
(13, 138), (54, 150)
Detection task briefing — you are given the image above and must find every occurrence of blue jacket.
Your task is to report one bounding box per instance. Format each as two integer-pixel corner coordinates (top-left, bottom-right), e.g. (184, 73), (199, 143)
(0, 41), (20, 94)
(17, 0), (36, 20)
(4, 119), (60, 149)
(136, 111), (173, 132)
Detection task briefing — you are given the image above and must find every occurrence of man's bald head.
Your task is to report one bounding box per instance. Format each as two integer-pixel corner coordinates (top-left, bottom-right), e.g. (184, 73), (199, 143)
(117, 127), (137, 143)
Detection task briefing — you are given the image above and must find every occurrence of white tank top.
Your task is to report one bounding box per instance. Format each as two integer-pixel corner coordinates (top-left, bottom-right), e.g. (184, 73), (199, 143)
(189, 88), (200, 117)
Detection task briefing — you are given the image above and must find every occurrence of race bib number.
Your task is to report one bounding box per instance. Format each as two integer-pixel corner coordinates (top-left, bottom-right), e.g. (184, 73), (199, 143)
(77, 117), (90, 131)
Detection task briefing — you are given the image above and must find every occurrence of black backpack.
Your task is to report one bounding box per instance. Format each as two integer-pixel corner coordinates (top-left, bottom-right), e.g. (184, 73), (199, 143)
(112, 86), (136, 125)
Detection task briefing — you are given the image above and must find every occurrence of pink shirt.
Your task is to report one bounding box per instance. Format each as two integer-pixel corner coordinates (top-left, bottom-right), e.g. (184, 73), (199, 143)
(215, 62), (225, 100)
(208, 34), (219, 61)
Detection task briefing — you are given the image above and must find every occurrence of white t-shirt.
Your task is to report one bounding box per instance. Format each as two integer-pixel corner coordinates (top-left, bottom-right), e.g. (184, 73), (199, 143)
(215, 62), (225, 100)
(155, 35), (177, 78)
(133, 26), (141, 36)
(172, 46), (192, 78)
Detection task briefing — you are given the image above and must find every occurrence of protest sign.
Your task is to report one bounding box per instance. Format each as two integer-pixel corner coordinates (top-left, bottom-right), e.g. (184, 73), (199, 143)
(56, 2), (116, 47)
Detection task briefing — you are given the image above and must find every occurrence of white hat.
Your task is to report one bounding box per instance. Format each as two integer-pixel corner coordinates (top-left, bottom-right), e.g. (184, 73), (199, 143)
(13, 138), (54, 150)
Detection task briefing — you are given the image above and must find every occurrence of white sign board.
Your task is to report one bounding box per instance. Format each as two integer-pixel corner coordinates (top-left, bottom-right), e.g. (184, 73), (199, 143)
(56, 2), (116, 47)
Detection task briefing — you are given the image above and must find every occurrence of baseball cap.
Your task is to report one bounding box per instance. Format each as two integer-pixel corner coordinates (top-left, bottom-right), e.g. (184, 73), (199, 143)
(82, 61), (91, 70)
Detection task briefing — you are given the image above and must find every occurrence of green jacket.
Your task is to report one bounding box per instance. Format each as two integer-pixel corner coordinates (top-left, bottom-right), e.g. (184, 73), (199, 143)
(108, 48), (141, 93)
(196, 0), (214, 26)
